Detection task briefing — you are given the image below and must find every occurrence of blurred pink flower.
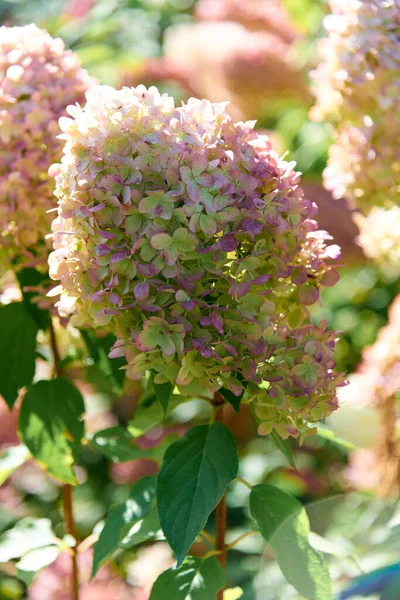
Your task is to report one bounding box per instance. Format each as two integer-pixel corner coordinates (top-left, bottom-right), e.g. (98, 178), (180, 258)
(195, 0), (298, 42)
(29, 550), (144, 600)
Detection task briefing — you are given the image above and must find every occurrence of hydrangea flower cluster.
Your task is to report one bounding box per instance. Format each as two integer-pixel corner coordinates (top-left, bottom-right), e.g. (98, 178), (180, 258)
(310, 0), (400, 267)
(0, 24), (93, 273)
(49, 85), (345, 439)
(336, 296), (400, 496)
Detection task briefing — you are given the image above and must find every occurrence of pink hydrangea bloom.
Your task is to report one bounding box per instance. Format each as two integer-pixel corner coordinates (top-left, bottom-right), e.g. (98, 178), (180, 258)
(0, 24), (94, 274)
(310, 0), (400, 266)
(49, 85), (345, 439)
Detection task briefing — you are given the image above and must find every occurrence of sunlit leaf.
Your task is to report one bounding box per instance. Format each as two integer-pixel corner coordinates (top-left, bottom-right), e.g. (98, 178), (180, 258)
(19, 378), (85, 485)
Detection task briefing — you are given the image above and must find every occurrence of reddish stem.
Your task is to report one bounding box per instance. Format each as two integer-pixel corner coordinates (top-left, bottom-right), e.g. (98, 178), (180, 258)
(49, 319), (80, 600)
(213, 394), (227, 600)
(63, 485), (80, 600)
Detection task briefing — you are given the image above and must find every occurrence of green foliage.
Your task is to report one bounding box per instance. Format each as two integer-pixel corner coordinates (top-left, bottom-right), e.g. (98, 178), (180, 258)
(92, 475), (156, 577)
(88, 426), (153, 462)
(128, 391), (185, 436)
(80, 330), (125, 394)
(149, 556), (225, 600)
(0, 302), (38, 408)
(219, 386), (243, 413)
(19, 378), (85, 485)
(157, 422), (238, 565)
(120, 506), (163, 549)
(316, 425), (356, 452)
(269, 431), (297, 468)
(0, 518), (56, 562)
(0, 445), (29, 486)
(16, 268), (49, 330)
(250, 484), (332, 600)
(0, 518), (59, 587)
(153, 379), (173, 416)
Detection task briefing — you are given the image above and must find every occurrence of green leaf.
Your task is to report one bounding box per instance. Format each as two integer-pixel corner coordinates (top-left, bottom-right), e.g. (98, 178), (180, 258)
(17, 545), (59, 586)
(0, 519), (56, 562)
(92, 475), (156, 577)
(269, 431), (297, 469)
(19, 378), (85, 485)
(157, 422), (238, 564)
(128, 393), (184, 437)
(120, 505), (163, 549)
(0, 302), (38, 408)
(88, 426), (153, 462)
(315, 425), (356, 452)
(219, 387), (242, 413)
(149, 556), (225, 600)
(16, 268), (49, 331)
(80, 330), (125, 394)
(153, 380), (173, 416)
(0, 445), (30, 485)
(152, 433), (180, 466)
(250, 484), (332, 600)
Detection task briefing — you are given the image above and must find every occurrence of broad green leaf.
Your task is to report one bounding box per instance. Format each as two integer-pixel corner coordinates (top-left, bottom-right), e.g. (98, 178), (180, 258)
(0, 519), (55, 562)
(92, 475), (156, 576)
(19, 378), (85, 485)
(316, 426), (356, 452)
(0, 445), (30, 485)
(153, 380), (173, 416)
(80, 330), (125, 394)
(88, 426), (153, 462)
(17, 545), (59, 586)
(0, 302), (38, 408)
(149, 556), (225, 600)
(250, 484), (332, 600)
(269, 431), (297, 469)
(120, 505), (163, 549)
(157, 422), (238, 564)
(16, 268), (49, 331)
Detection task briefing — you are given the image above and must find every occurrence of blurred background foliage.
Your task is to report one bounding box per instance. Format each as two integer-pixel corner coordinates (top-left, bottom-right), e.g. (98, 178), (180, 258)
(0, 1), (397, 598)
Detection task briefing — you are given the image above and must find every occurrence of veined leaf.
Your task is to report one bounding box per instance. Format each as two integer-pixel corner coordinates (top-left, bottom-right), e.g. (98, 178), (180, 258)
(149, 556), (225, 600)
(250, 484), (332, 600)
(157, 422), (238, 564)
(92, 475), (156, 576)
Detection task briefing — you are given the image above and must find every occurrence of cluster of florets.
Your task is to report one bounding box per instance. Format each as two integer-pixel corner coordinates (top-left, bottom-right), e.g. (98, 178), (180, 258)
(0, 24), (93, 274)
(354, 206), (400, 269)
(310, 0), (400, 268)
(49, 85), (345, 439)
(337, 296), (400, 495)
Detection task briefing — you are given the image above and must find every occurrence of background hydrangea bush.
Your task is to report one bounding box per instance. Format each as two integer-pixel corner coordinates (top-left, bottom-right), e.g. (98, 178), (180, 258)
(0, 24), (93, 274)
(310, 0), (400, 269)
